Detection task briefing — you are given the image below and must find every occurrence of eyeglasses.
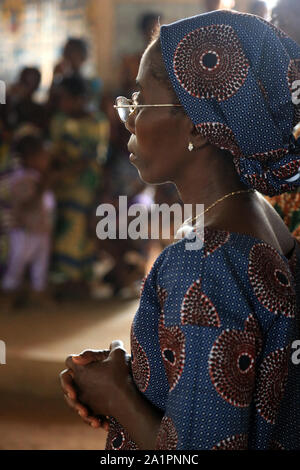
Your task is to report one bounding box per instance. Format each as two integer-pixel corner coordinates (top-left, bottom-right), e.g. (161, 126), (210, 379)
(114, 93), (183, 123)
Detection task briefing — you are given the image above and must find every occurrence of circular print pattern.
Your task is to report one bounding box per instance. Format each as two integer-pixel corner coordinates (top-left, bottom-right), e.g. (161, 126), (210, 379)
(173, 24), (250, 102)
(131, 327), (151, 393)
(181, 278), (221, 328)
(105, 418), (138, 450)
(273, 159), (300, 180)
(157, 285), (168, 313)
(194, 226), (230, 257)
(203, 227), (231, 256)
(242, 171), (291, 197)
(159, 321), (186, 392)
(255, 346), (290, 425)
(208, 314), (262, 407)
(248, 243), (296, 318)
(156, 416), (178, 450)
(248, 148), (289, 164)
(212, 433), (248, 450)
(195, 122), (242, 156)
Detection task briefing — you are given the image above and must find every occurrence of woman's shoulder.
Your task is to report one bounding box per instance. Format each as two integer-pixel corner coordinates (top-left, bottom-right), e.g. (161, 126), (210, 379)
(147, 227), (249, 294)
(157, 226), (255, 262)
(146, 226), (299, 331)
(152, 225), (300, 289)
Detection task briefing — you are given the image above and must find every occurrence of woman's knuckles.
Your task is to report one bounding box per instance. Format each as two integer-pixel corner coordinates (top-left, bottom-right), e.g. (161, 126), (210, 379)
(110, 340), (124, 351)
(65, 355), (76, 369)
(60, 370), (75, 395)
(108, 347), (126, 361)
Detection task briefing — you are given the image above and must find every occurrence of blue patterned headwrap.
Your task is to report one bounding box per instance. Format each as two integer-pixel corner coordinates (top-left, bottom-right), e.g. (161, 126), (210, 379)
(160, 10), (300, 196)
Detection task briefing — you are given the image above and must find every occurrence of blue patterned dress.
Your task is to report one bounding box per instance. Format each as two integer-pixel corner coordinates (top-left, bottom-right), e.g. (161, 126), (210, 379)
(106, 227), (300, 450)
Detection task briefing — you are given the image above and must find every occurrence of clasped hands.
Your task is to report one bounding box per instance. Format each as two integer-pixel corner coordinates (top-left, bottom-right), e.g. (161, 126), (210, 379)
(60, 340), (131, 431)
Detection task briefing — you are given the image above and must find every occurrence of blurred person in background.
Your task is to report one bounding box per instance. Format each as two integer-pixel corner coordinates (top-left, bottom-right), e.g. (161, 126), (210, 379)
(48, 38), (102, 117)
(250, 0), (268, 19)
(53, 38), (88, 81)
(271, 0), (300, 44)
(0, 122), (17, 276)
(265, 0), (300, 240)
(1, 133), (55, 310)
(50, 75), (109, 299)
(0, 66), (46, 275)
(203, 0), (221, 11)
(119, 12), (163, 97)
(1, 67), (47, 135)
(0, 124), (39, 278)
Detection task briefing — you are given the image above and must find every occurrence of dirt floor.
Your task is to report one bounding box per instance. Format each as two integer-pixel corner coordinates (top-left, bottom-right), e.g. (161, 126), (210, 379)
(0, 393), (108, 450)
(0, 297), (138, 450)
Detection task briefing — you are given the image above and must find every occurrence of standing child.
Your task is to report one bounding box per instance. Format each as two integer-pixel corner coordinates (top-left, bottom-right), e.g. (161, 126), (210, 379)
(1, 134), (55, 308)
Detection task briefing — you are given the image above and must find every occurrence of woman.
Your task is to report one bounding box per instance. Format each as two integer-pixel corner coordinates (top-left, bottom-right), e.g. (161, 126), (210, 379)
(60, 11), (300, 449)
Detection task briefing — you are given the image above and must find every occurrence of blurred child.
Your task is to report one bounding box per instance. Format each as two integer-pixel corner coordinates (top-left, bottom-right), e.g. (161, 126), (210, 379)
(3, 67), (47, 133)
(50, 75), (109, 297)
(1, 134), (55, 307)
(53, 38), (88, 81)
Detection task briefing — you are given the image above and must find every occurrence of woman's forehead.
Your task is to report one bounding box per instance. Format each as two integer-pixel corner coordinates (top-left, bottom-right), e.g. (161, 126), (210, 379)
(136, 67), (169, 101)
(136, 47), (166, 93)
(136, 48), (152, 87)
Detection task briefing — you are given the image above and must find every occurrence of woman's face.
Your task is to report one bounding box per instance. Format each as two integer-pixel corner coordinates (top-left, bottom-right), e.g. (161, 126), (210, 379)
(126, 48), (193, 185)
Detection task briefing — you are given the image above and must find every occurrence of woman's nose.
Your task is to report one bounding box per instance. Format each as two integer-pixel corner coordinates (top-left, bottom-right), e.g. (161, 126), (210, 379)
(125, 111), (136, 134)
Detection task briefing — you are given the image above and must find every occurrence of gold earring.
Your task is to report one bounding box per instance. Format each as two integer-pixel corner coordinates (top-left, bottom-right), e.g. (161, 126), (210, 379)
(188, 142), (194, 152)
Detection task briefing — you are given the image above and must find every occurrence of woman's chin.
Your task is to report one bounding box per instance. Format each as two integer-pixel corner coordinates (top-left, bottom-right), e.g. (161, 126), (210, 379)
(137, 170), (170, 186)
(129, 157), (170, 185)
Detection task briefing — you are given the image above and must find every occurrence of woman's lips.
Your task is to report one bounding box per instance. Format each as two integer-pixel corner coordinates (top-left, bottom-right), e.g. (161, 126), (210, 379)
(128, 141), (138, 161)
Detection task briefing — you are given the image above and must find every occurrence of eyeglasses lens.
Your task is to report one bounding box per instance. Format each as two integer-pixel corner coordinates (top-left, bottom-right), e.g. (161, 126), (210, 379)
(116, 97), (132, 122)
(118, 107), (129, 123)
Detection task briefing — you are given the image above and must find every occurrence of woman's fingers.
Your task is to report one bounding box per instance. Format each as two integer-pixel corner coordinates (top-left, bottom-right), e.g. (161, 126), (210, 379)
(65, 349), (110, 369)
(109, 340), (125, 352)
(103, 420), (110, 432)
(60, 368), (76, 400)
(65, 355), (77, 371)
(64, 393), (89, 416)
(95, 415), (110, 431)
(61, 353), (113, 432)
(61, 369), (95, 419)
(64, 394), (99, 426)
(72, 349), (110, 365)
(108, 340), (129, 364)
